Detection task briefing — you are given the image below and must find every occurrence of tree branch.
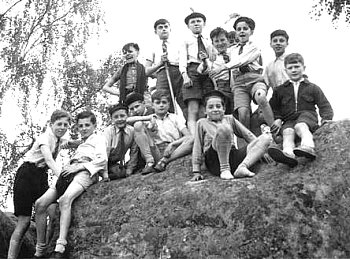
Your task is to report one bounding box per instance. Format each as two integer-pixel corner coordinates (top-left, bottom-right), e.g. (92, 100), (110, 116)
(0, 0), (24, 20)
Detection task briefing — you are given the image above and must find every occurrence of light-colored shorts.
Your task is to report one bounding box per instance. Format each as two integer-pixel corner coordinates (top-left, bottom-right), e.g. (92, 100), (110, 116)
(72, 170), (98, 190)
(233, 81), (267, 110)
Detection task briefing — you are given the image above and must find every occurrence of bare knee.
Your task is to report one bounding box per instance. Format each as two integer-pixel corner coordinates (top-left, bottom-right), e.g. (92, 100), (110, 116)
(294, 122), (309, 132)
(258, 132), (273, 146)
(187, 100), (199, 114)
(216, 124), (232, 139)
(254, 89), (268, 106)
(59, 195), (72, 211)
(133, 121), (144, 132)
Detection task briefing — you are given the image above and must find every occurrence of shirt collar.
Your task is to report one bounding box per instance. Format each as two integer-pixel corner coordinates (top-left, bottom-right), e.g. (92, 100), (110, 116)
(155, 112), (170, 120)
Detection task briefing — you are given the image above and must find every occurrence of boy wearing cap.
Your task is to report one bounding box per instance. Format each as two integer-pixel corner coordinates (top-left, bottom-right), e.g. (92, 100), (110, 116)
(210, 16), (274, 139)
(179, 12), (215, 135)
(104, 103), (139, 179)
(145, 18), (185, 113)
(264, 29), (290, 91)
(192, 90), (272, 181)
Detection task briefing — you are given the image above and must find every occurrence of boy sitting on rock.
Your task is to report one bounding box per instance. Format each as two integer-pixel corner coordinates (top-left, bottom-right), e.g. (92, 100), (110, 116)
(192, 90), (272, 181)
(268, 53), (333, 167)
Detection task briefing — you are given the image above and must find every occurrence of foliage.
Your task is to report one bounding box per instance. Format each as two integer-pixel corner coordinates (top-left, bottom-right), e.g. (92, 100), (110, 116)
(0, 0), (123, 209)
(311, 0), (350, 23)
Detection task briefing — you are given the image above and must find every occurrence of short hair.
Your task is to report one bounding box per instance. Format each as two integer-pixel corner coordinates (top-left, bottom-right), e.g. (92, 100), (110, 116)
(154, 18), (170, 30)
(227, 31), (237, 42)
(210, 27), (229, 41)
(203, 90), (226, 107)
(184, 12), (206, 25)
(108, 103), (129, 116)
(233, 16), (255, 30)
(76, 111), (96, 125)
(50, 110), (71, 124)
(270, 29), (289, 42)
(125, 92), (144, 107)
(284, 53), (304, 67)
(122, 43), (139, 52)
(151, 89), (171, 103)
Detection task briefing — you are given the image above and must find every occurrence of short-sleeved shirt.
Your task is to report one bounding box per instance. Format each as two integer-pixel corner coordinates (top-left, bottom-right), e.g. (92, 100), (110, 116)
(264, 54), (289, 90)
(23, 127), (66, 168)
(152, 113), (187, 145)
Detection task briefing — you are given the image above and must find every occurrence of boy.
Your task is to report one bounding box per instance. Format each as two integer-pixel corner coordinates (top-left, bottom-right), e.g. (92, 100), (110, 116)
(268, 53), (333, 167)
(192, 90), (272, 181)
(104, 103), (138, 179)
(179, 12), (215, 135)
(264, 29), (290, 90)
(197, 27), (234, 114)
(134, 89), (193, 174)
(210, 17), (274, 135)
(145, 18), (185, 113)
(7, 110), (71, 259)
(34, 111), (107, 258)
(102, 43), (147, 104)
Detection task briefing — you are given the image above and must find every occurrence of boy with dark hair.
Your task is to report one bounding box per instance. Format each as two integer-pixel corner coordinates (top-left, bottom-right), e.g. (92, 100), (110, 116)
(104, 103), (139, 179)
(8, 110), (72, 259)
(145, 18), (184, 113)
(34, 111), (107, 258)
(134, 89), (193, 174)
(192, 90), (272, 180)
(268, 53), (333, 166)
(264, 29), (290, 90)
(197, 27), (234, 114)
(210, 16), (275, 138)
(179, 12), (215, 135)
(103, 43), (147, 104)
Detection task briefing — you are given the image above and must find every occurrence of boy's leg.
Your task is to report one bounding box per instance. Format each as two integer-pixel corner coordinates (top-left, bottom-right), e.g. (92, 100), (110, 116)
(234, 132), (272, 178)
(8, 215), (31, 259)
(293, 122), (316, 159)
(54, 181), (85, 254)
(212, 124), (234, 179)
(282, 128), (296, 156)
(34, 188), (59, 257)
(253, 82), (274, 127)
(187, 100), (200, 135)
(234, 86), (251, 147)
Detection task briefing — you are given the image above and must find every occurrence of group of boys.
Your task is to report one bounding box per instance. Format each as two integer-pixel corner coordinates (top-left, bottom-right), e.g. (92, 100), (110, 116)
(8, 11), (333, 259)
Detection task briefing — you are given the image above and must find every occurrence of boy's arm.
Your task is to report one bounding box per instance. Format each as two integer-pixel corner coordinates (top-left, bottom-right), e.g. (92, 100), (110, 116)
(40, 145), (61, 177)
(192, 121), (204, 173)
(179, 40), (193, 87)
(102, 69), (121, 95)
(314, 85), (334, 123)
(126, 114), (154, 125)
(224, 44), (261, 70)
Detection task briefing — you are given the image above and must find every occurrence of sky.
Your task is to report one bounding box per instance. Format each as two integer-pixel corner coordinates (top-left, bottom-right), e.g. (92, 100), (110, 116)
(87, 0), (350, 120)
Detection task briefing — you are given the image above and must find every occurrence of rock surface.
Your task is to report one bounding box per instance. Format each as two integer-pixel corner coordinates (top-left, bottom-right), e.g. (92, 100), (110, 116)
(46, 120), (350, 258)
(0, 211), (36, 259)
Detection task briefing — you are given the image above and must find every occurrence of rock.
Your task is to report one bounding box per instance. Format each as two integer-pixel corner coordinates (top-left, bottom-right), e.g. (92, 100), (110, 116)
(48, 120), (350, 258)
(0, 211), (36, 258)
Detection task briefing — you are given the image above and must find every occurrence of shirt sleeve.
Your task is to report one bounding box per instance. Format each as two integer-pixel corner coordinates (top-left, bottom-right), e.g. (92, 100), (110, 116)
(83, 135), (108, 177)
(314, 85), (334, 121)
(192, 120), (204, 172)
(225, 43), (261, 69)
(179, 40), (188, 74)
(175, 114), (187, 133)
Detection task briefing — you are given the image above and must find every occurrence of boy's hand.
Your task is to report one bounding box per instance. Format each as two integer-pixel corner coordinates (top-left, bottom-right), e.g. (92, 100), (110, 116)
(61, 164), (84, 177)
(270, 119), (282, 134)
(191, 172), (204, 181)
(198, 51), (208, 61)
(126, 168), (133, 177)
(182, 72), (193, 88)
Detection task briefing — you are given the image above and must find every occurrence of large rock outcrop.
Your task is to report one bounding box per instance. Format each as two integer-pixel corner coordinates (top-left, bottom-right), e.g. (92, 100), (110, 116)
(47, 120), (350, 258)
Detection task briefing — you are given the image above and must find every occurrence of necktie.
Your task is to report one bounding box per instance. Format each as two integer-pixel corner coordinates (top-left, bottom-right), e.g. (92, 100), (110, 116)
(52, 138), (60, 160)
(238, 43), (245, 55)
(118, 128), (126, 166)
(162, 40), (167, 53)
(197, 34), (207, 60)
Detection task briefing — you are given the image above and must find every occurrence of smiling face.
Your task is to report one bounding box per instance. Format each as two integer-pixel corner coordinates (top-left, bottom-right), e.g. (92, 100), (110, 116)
(50, 117), (70, 138)
(235, 21), (253, 44)
(212, 33), (229, 53)
(123, 46), (139, 64)
(77, 117), (96, 140)
(128, 100), (145, 116)
(270, 35), (288, 57)
(285, 62), (305, 82)
(155, 22), (170, 40)
(111, 109), (128, 129)
(205, 96), (225, 121)
(187, 17), (205, 35)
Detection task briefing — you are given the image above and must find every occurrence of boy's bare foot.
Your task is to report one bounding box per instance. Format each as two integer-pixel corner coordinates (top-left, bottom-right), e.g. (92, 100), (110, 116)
(220, 170), (234, 180)
(234, 166), (255, 178)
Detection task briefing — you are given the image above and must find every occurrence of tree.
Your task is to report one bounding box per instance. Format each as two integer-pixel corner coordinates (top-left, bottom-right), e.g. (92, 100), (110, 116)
(0, 0), (124, 209)
(311, 0), (350, 23)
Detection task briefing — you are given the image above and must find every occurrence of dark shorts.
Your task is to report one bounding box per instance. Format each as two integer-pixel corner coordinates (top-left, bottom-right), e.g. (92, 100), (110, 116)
(216, 80), (234, 115)
(13, 162), (48, 216)
(204, 145), (247, 176)
(282, 111), (319, 133)
(182, 63), (214, 103)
